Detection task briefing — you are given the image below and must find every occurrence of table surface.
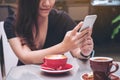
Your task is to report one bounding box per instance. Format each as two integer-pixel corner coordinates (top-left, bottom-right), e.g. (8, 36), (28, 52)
(6, 52), (120, 80)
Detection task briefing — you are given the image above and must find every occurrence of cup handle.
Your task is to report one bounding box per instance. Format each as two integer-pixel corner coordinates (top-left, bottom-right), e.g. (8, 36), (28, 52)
(109, 63), (119, 74)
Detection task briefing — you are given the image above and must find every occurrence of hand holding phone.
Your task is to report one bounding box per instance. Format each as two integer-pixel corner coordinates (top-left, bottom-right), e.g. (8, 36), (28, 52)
(79, 15), (97, 32)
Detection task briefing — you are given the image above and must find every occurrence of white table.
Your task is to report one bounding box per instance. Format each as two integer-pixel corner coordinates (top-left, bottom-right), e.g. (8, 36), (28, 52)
(6, 52), (120, 80)
(6, 52), (80, 80)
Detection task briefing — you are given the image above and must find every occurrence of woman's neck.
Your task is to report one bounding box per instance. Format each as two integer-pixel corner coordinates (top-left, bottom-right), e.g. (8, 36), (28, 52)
(38, 16), (48, 26)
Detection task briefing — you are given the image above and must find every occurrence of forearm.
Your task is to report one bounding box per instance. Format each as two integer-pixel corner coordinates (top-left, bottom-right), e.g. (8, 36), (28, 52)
(24, 42), (67, 64)
(9, 38), (68, 64)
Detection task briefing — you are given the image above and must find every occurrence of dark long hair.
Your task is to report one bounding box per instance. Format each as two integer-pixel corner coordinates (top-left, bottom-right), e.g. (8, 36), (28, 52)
(15, 0), (40, 50)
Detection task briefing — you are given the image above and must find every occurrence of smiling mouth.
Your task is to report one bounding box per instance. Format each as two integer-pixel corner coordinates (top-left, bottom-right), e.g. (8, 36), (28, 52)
(40, 9), (50, 13)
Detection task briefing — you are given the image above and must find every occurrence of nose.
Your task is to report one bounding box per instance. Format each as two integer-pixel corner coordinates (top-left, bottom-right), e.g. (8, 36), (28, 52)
(42, 0), (50, 8)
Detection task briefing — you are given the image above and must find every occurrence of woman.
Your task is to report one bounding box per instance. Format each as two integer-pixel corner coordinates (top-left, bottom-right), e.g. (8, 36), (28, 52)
(4, 0), (94, 65)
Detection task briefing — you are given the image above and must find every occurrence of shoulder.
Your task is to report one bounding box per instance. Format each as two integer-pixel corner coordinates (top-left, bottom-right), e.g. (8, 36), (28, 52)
(4, 14), (16, 39)
(4, 6), (16, 27)
(4, 14), (15, 27)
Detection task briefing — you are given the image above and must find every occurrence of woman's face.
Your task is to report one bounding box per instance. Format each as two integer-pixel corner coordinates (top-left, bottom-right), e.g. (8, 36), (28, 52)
(39, 0), (55, 17)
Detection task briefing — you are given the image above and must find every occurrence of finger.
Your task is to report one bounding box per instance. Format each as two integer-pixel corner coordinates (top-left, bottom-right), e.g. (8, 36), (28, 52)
(81, 41), (93, 48)
(73, 33), (84, 47)
(86, 36), (92, 41)
(87, 28), (92, 36)
(80, 28), (90, 38)
(81, 45), (93, 52)
(83, 39), (93, 46)
(72, 21), (83, 32)
(77, 33), (89, 43)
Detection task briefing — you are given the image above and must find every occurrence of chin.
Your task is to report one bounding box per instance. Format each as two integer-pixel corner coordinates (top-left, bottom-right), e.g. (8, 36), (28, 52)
(40, 14), (49, 18)
(39, 12), (49, 18)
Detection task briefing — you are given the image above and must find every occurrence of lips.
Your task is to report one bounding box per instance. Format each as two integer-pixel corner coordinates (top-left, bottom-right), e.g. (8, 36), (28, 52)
(40, 9), (50, 13)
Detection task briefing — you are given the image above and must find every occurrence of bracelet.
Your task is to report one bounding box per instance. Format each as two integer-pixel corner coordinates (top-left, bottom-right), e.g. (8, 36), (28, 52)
(80, 50), (95, 59)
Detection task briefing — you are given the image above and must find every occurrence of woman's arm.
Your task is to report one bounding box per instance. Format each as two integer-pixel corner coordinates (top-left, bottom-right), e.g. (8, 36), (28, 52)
(8, 23), (83, 64)
(8, 37), (66, 64)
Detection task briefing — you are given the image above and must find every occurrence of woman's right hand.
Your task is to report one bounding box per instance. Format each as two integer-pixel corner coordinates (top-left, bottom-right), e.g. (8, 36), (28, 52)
(61, 22), (90, 51)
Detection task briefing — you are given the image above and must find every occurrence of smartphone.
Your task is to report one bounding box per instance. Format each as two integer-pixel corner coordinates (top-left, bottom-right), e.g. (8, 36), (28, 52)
(79, 15), (97, 32)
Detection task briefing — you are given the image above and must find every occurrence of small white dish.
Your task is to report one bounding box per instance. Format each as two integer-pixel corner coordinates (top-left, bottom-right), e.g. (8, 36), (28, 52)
(80, 72), (120, 80)
(80, 72), (93, 80)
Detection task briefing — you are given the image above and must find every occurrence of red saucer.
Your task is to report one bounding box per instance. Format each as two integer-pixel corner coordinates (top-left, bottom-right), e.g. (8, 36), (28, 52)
(40, 63), (73, 74)
(41, 63), (72, 70)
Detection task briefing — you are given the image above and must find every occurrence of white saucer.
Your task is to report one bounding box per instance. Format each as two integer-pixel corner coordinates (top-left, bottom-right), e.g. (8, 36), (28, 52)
(80, 72), (120, 80)
(40, 64), (73, 74)
(80, 72), (93, 80)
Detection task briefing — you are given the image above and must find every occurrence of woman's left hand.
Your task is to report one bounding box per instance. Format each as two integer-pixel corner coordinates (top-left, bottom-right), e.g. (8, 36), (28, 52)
(80, 28), (94, 56)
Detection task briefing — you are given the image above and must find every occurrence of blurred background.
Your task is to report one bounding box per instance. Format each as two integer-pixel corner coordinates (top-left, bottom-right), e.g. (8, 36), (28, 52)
(56, 0), (120, 61)
(0, 0), (120, 61)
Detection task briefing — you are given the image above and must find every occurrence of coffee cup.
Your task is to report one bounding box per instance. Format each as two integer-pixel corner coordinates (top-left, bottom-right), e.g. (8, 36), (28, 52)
(43, 54), (67, 70)
(90, 57), (119, 80)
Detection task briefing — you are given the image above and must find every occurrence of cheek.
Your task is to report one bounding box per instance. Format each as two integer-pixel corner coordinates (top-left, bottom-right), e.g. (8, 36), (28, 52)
(51, 3), (54, 7)
(51, 0), (55, 7)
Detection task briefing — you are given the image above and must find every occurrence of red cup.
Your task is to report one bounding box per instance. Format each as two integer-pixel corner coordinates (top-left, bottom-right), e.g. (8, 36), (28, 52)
(44, 54), (67, 70)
